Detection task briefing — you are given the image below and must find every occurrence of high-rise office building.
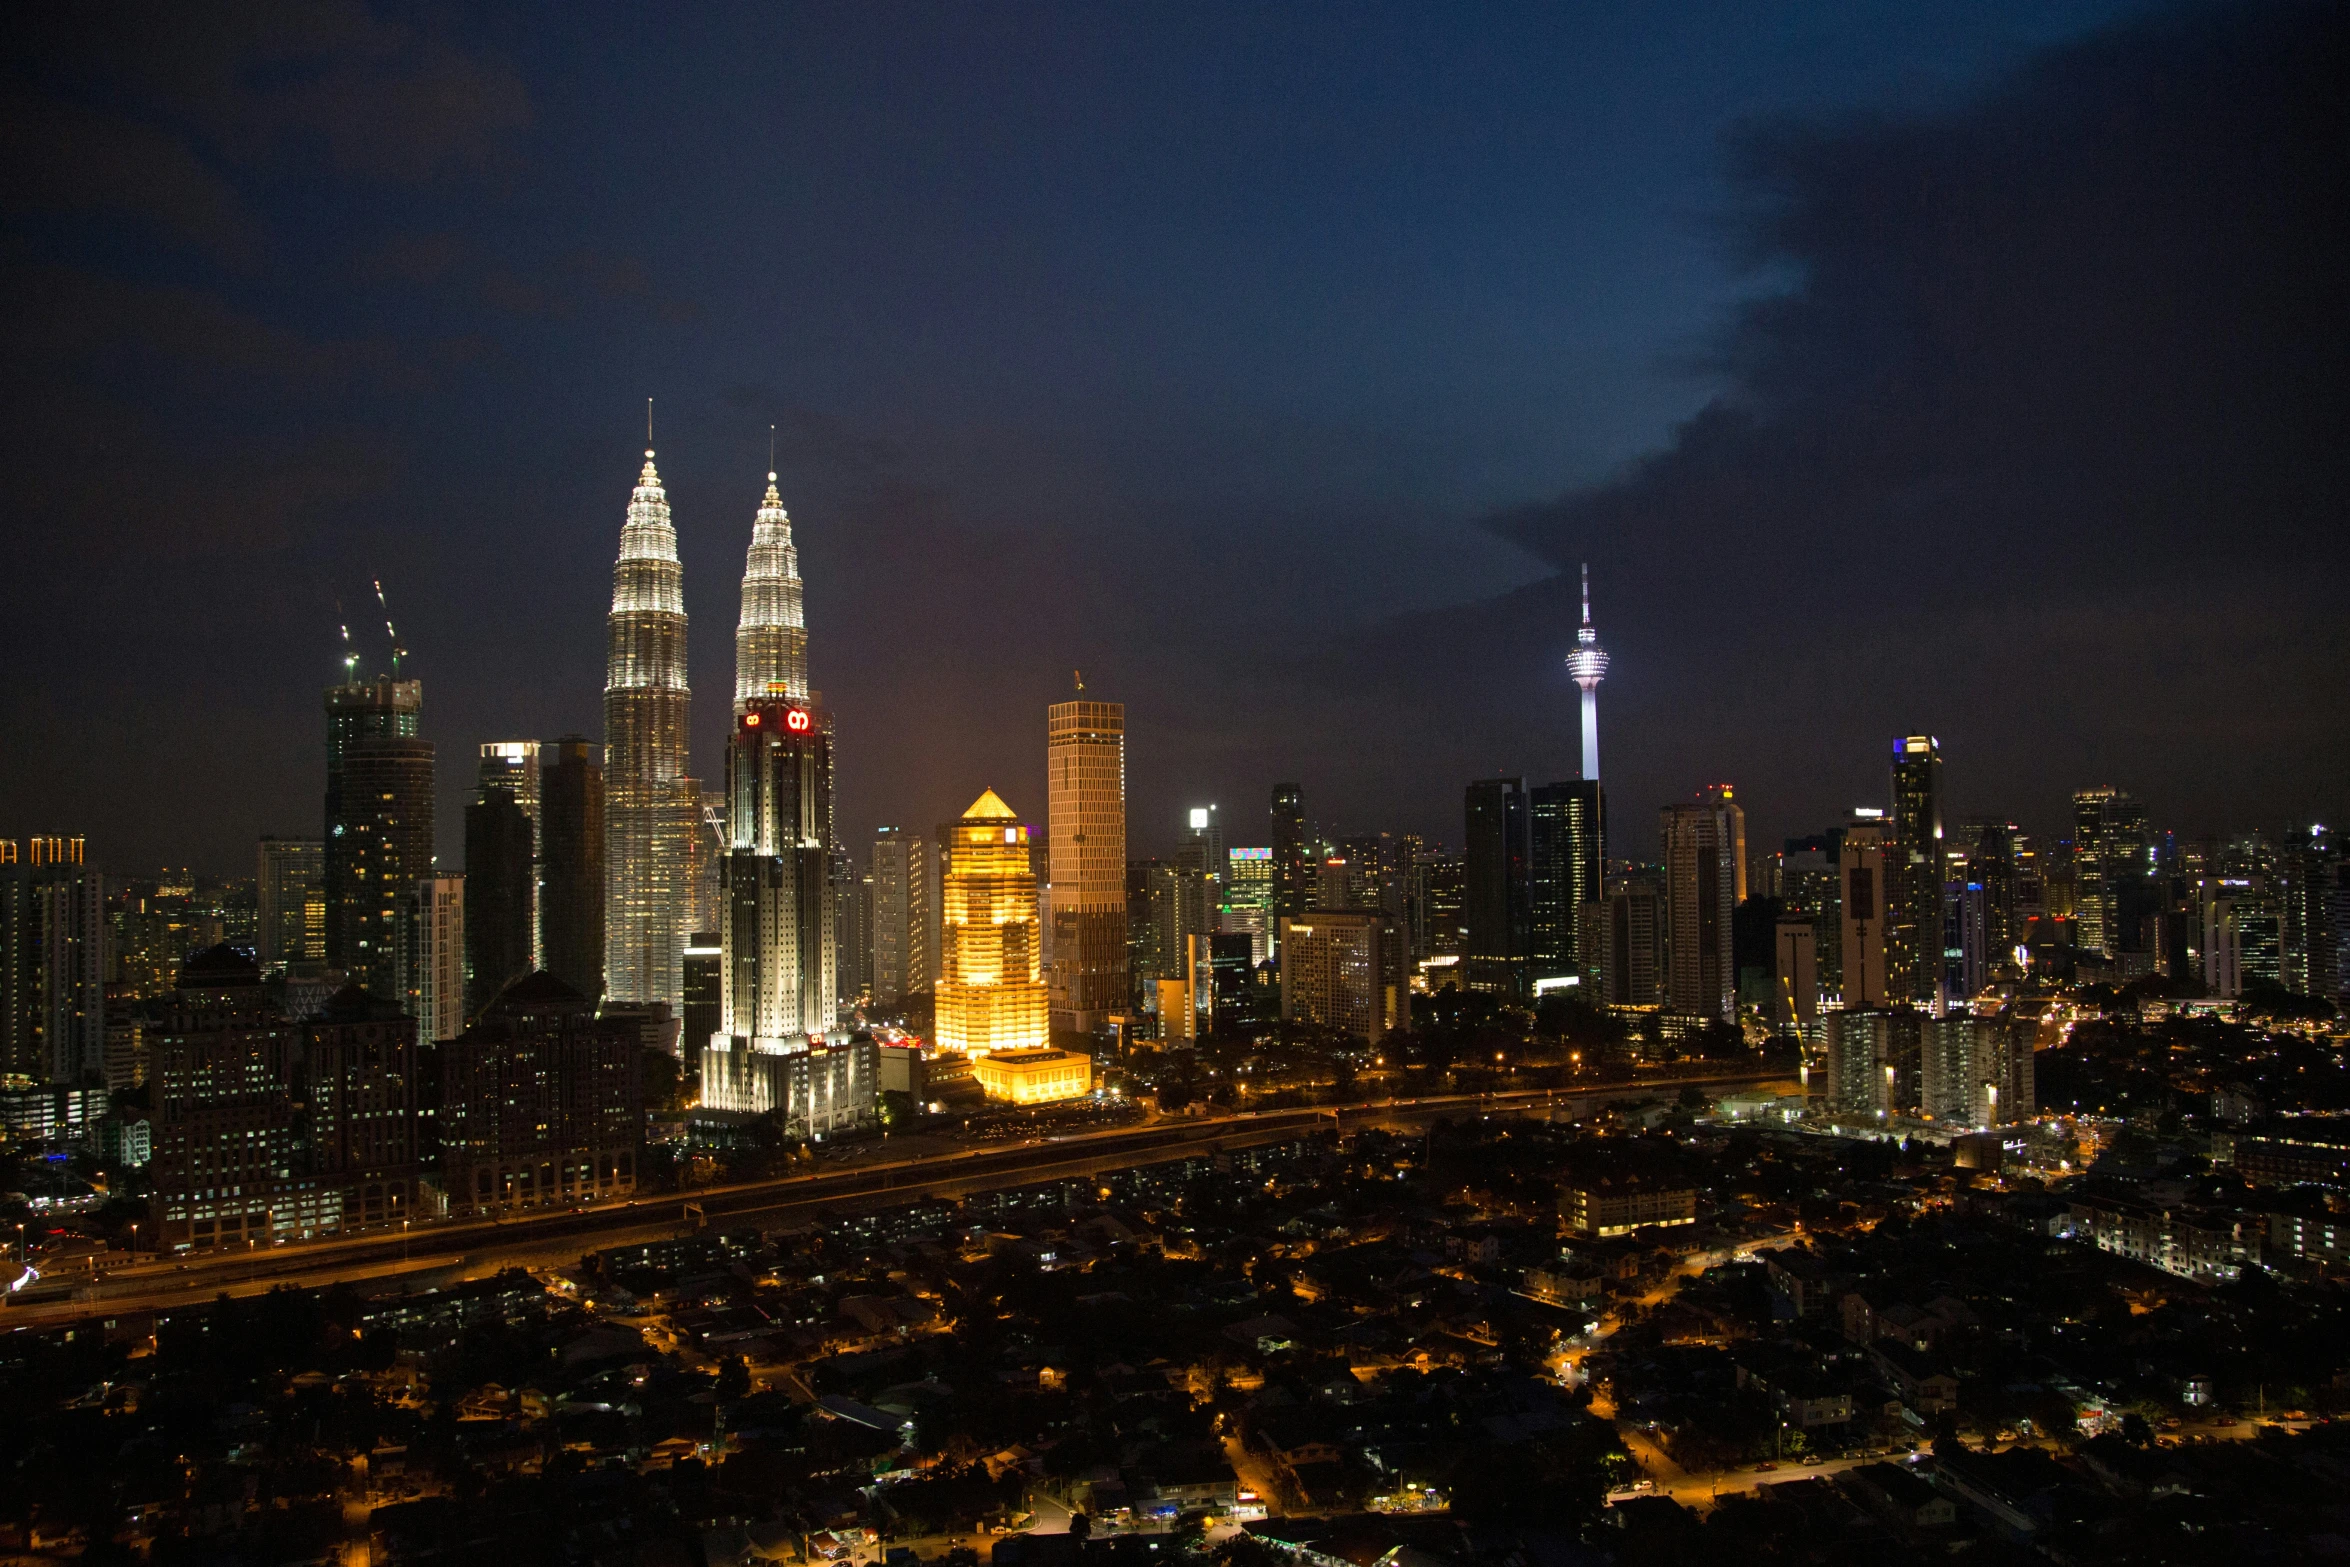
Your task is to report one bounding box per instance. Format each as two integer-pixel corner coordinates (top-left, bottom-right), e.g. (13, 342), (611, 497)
(1222, 847), (1275, 966)
(1411, 851), (1466, 960)
(1271, 784), (1309, 936)
(398, 875), (465, 1045)
(2279, 825), (2338, 999)
(717, 695), (836, 1051)
(1529, 781), (1604, 987)
(323, 675), (433, 999)
(1178, 806), (1224, 893)
(1046, 700), (1126, 1033)
(464, 780), (534, 1017)
(833, 853), (869, 1009)
(255, 837), (324, 973)
(149, 945), (313, 1249)
(1660, 797), (1737, 1022)
(2073, 786), (2150, 961)
(1464, 778), (1530, 998)
(1840, 819), (1891, 1008)
(478, 742), (541, 965)
(1779, 834), (1843, 996)
(870, 827), (932, 1008)
(436, 973), (646, 1216)
(539, 736), (604, 1003)
(604, 447), (694, 1014)
(1600, 874), (1665, 1007)
(0, 837), (105, 1083)
(1957, 817), (2021, 963)
(936, 791), (1050, 1055)
(1279, 909), (1409, 1042)
(1887, 736), (1945, 1005)
(1698, 784), (1747, 903)
(1127, 859), (1210, 1017)
(307, 984), (422, 1231)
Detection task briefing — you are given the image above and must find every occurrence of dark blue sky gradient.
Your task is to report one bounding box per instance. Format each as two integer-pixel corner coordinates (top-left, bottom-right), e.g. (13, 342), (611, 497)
(5, 0), (2338, 878)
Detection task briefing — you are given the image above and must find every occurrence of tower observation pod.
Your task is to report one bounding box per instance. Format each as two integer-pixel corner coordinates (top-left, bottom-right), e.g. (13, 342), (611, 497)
(1564, 563), (1609, 782)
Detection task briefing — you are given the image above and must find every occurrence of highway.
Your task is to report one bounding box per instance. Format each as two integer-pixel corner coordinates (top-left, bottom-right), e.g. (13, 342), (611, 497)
(6, 1067), (1794, 1328)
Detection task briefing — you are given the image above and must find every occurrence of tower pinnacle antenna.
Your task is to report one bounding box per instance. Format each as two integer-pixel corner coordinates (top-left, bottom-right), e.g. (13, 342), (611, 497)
(769, 423), (776, 477)
(647, 397), (654, 446)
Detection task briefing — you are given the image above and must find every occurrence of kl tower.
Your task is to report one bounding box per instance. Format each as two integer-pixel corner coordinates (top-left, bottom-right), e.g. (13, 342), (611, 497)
(1565, 562), (1609, 780)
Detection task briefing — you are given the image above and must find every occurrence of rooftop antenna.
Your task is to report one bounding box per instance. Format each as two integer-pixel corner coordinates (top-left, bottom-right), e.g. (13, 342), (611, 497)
(373, 579), (407, 677)
(647, 397), (654, 448)
(1074, 668), (1084, 693)
(769, 423), (777, 476)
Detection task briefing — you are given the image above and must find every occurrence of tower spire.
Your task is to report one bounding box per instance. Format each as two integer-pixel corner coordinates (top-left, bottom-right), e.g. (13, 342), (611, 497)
(734, 465), (807, 708)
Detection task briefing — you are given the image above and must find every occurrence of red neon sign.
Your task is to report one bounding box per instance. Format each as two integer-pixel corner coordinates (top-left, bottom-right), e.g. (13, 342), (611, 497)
(785, 708), (812, 732)
(744, 712), (760, 726)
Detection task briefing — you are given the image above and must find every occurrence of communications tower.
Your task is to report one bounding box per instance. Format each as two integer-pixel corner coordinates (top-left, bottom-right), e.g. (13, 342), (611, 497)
(1564, 563), (1609, 781)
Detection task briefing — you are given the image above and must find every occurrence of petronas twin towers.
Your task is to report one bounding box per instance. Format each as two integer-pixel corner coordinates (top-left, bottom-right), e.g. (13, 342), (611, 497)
(602, 448), (834, 1059)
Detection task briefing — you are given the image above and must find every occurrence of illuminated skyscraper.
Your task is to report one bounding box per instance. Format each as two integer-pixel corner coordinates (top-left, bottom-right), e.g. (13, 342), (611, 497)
(938, 790), (1050, 1055)
(1223, 847), (1275, 966)
(1888, 736), (1945, 1005)
(870, 826), (933, 1007)
(397, 874), (465, 1046)
(324, 676), (433, 999)
(603, 447), (693, 1013)
(2073, 785), (2149, 961)
(1271, 784), (1309, 934)
(0, 836), (104, 1083)
(711, 470), (836, 1058)
(1047, 699), (1126, 1033)
(479, 743), (541, 966)
(1464, 778), (1529, 998)
(1660, 797), (1737, 1022)
(255, 836), (324, 972)
(717, 696), (835, 1049)
(1529, 782), (1603, 987)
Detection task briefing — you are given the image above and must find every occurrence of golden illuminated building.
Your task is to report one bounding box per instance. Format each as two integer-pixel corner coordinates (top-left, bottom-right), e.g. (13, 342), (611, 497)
(971, 1047), (1092, 1104)
(934, 790), (1050, 1056)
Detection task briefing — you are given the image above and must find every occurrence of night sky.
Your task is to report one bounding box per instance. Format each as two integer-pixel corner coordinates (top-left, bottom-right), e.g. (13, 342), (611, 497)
(3, 1), (2343, 877)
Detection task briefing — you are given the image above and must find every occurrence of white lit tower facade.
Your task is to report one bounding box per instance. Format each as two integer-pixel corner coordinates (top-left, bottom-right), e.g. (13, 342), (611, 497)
(701, 472), (868, 1131)
(719, 472), (836, 1047)
(603, 449), (694, 1013)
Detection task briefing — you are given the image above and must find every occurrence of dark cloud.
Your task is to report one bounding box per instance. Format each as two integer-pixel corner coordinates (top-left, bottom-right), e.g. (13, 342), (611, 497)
(1371, 0), (2350, 848)
(1494, 1), (2348, 593)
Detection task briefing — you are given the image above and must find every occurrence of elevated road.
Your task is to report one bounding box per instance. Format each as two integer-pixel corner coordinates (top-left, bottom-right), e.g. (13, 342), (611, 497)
(6, 1067), (1793, 1328)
